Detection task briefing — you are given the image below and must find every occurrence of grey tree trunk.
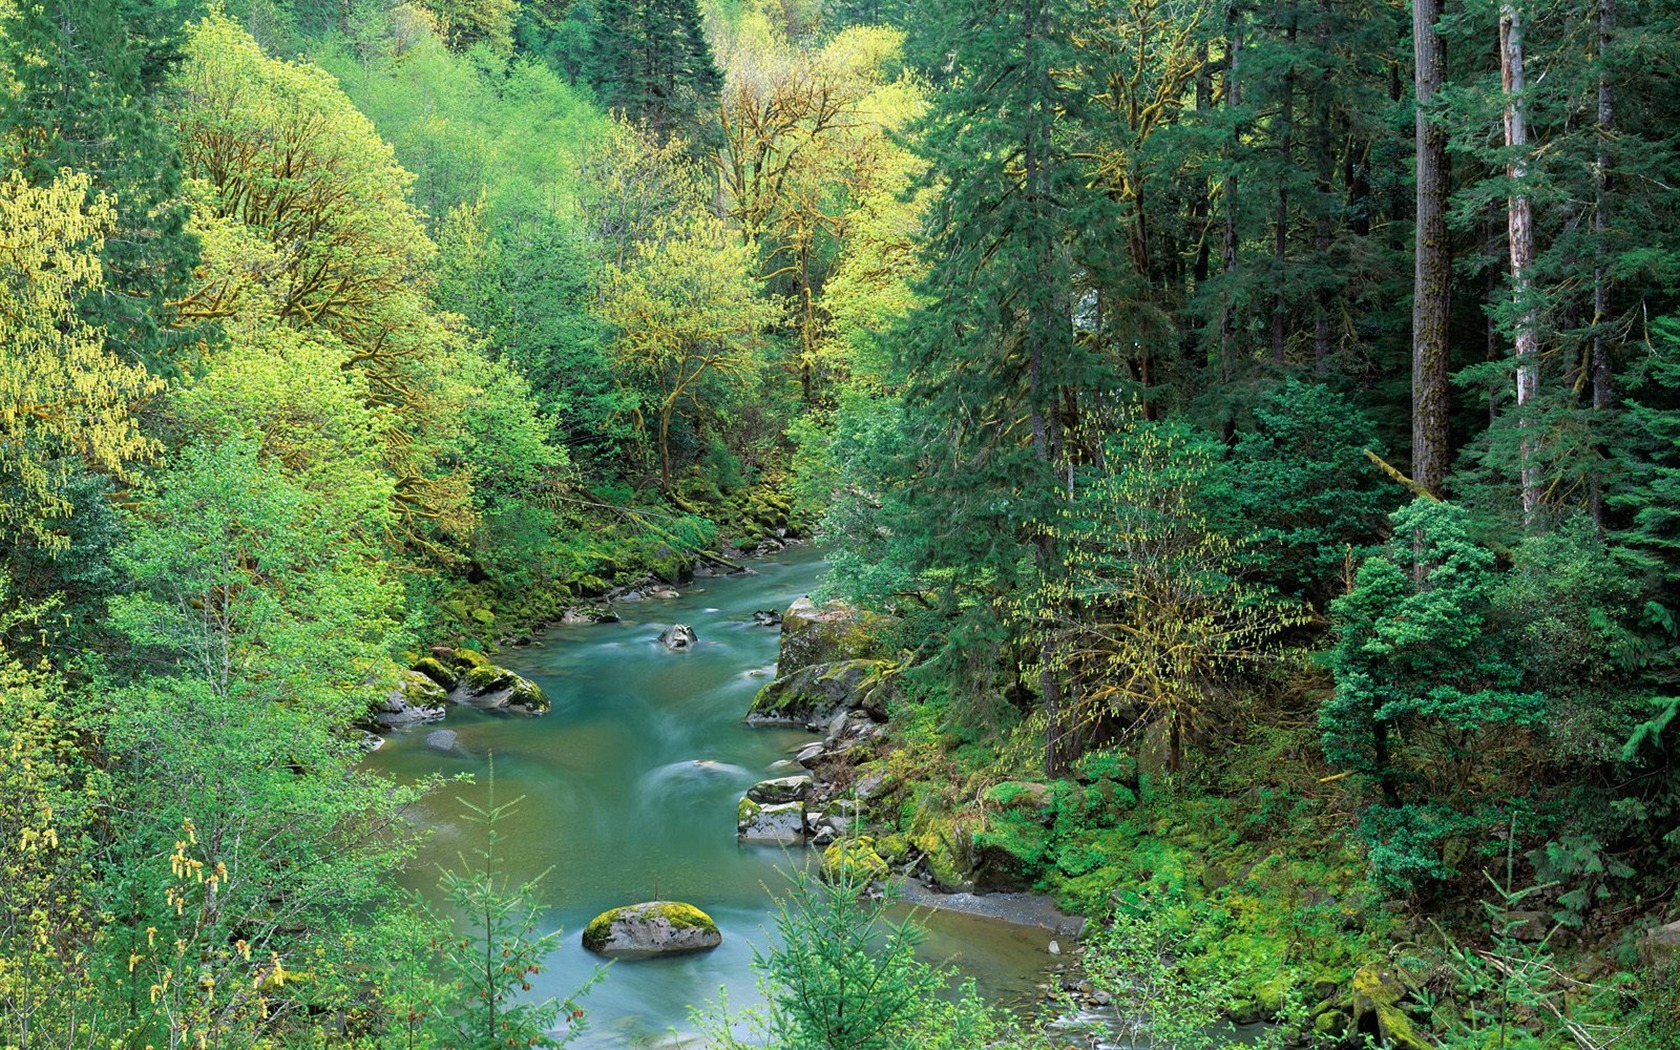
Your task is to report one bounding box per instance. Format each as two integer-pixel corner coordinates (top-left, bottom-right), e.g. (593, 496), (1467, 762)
(1412, 0), (1451, 495)
(1591, 0), (1616, 531)
(1501, 3), (1540, 522)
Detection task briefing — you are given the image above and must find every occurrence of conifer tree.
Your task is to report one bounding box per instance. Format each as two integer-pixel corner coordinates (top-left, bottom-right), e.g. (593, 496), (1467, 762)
(839, 0), (1122, 773)
(585, 0), (721, 142)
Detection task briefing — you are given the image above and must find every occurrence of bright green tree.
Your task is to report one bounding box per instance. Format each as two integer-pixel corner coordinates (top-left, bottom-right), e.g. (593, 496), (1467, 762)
(0, 170), (162, 551)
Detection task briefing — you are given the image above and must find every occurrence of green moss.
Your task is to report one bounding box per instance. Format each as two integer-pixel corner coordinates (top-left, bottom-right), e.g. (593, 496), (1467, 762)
(395, 669), (446, 705)
(823, 837), (889, 880)
(448, 647), (492, 671)
(971, 811), (1051, 890)
(643, 901), (718, 932)
(1352, 965), (1430, 1050)
(737, 797), (763, 824)
(508, 675), (548, 711)
(581, 901), (719, 953)
(876, 833), (911, 863)
(411, 656), (458, 690)
(464, 664), (517, 693)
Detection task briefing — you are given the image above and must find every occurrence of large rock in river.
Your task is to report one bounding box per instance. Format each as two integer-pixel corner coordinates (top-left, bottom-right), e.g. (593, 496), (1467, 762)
(581, 901), (721, 957)
(371, 670), (447, 728)
(746, 775), (813, 805)
(658, 624), (698, 651)
(776, 597), (881, 675)
(449, 664), (549, 716)
(737, 797), (807, 844)
(748, 659), (890, 728)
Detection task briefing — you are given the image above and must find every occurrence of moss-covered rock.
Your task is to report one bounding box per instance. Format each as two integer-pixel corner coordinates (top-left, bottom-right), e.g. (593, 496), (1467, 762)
(448, 662), (549, 715)
(411, 656), (458, 691)
(909, 811), (973, 892)
(970, 810), (1051, 891)
(984, 781), (1055, 822)
(445, 647), (492, 671)
(748, 659), (890, 727)
(823, 837), (889, 881)
(506, 674), (549, 714)
(776, 597), (885, 676)
(580, 901), (721, 956)
(1351, 964), (1430, 1050)
(746, 775), (813, 805)
(737, 796), (806, 843)
(370, 669), (447, 729)
(464, 664), (517, 694)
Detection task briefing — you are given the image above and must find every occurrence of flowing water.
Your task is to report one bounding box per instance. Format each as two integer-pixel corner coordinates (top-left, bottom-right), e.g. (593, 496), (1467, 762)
(365, 545), (1059, 1048)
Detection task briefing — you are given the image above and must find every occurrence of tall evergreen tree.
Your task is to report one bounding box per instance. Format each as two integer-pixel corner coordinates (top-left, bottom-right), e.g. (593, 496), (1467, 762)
(584, 0), (721, 142)
(833, 0), (1123, 773)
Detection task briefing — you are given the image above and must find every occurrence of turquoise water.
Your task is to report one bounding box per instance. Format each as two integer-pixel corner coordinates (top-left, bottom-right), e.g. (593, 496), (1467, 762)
(366, 545), (1055, 1047)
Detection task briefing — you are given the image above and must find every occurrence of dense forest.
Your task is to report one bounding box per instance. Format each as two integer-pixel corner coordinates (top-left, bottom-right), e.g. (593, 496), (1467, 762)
(2, 0), (1680, 1046)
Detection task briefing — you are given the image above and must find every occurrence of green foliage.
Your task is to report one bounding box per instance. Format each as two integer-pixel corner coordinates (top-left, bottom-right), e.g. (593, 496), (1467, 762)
(0, 170), (163, 551)
(0, 0), (201, 369)
(1323, 499), (1546, 891)
(419, 766), (597, 1048)
(1037, 417), (1306, 772)
(1230, 378), (1397, 604)
(584, 0), (721, 142)
(698, 865), (1037, 1050)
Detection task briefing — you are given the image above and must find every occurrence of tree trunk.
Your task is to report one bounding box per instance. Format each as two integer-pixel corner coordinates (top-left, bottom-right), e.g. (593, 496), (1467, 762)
(1023, 0), (1068, 778)
(1412, 0), (1452, 495)
(1591, 0), (1615, 532)
(1502, 3), (1540, 523)
(1219, 1), (1244, 428)
(1272, 14), (1297, 364)
(1193, 42), (1213, 286)
(1312, 0), (1335, 370)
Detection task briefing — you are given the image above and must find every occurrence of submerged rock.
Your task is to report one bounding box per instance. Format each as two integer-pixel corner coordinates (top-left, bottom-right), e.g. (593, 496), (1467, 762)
(658, 624), (698, 651)
(751, 609), (782, 627)
(581, 901), (721, 957)
(425, 729), (460, 752)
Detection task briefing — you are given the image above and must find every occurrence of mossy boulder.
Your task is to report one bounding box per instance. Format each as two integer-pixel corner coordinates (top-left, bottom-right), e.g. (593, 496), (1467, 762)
(746, 775), (813, 805)
(823, 837), (889, 881)
(970, 810), (1051, 892)
(777, 597), (884, 676)
(580, 901), (721, 957)
(909, 812), (973, 892)
(1350, 964), (1430, 1050)
(983, 781), (1055, 823)
(748, 659), (890, 728)
(444, 647), (492, 671)
(449, 663), (549, 715)
(505, 675), (550, 715)
(370, 670), (447, 728)
(411, 656), (459, 691)
(737, 797), (806, 844)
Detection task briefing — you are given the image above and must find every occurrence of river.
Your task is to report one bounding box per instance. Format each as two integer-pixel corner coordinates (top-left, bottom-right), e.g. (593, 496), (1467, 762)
(365, 544), (1061, 1048)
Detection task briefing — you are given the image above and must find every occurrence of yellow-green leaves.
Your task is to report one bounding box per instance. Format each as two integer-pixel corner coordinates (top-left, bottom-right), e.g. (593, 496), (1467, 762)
(0, 170), (162, 549)
(599, 207), (782, 484)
